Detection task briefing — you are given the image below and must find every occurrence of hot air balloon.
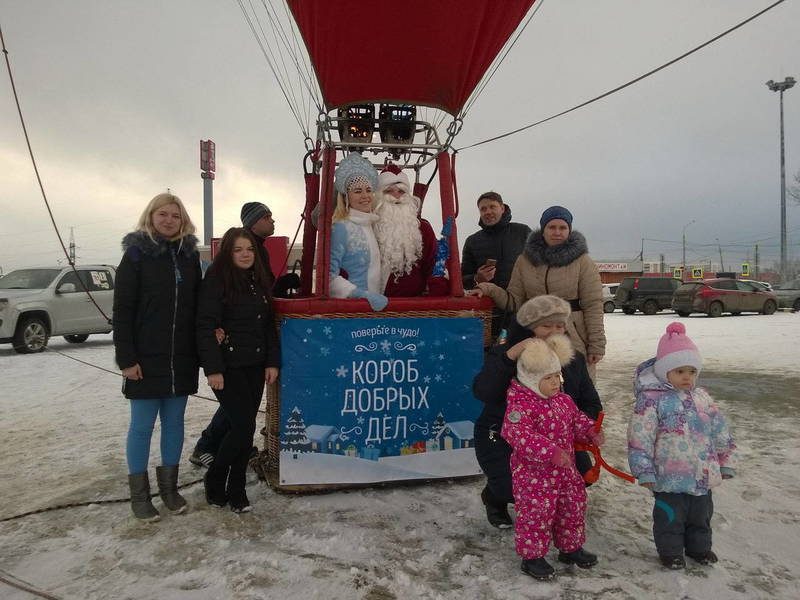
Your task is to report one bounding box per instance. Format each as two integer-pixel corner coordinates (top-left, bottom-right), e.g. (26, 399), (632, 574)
(240, 0), (539, 491)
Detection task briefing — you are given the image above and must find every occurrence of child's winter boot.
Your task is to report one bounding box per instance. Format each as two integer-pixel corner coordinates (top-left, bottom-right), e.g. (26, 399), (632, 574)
(155, 465), (188, 514)
(686, 550), (717, 565)
(128, 472), (160, 522)
(521, 558), (555, 580)
(557, 547), (598, 568)
(659, 555), (686, 569)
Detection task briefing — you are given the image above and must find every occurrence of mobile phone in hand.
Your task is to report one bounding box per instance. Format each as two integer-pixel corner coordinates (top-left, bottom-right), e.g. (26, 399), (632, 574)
(484, 259), (497, 268)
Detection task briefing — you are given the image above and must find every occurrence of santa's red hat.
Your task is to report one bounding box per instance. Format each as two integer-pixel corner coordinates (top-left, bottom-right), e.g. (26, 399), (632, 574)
(378, 164), (410, 194)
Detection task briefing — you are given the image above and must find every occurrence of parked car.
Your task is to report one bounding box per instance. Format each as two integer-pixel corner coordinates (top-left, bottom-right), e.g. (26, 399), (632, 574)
(773, 277), (800, 312)
(671, 278), (778, 318)
(602, 283), (619, 313)
(739, 279), (773, 291)
(614, 276), (682, 315)
(0, 265), (115, 353)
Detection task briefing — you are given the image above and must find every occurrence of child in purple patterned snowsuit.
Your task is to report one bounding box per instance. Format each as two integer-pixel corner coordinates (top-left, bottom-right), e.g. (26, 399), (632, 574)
(628, 322), (737, 570)
(501, 334), (604, 581)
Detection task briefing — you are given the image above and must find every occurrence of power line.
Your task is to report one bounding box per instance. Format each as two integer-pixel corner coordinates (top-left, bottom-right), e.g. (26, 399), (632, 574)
(0, 24), (111, 323)
(456, 0), (787, 151)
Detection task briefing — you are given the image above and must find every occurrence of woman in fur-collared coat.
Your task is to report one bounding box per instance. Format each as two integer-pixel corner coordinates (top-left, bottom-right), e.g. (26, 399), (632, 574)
(114, 192), (201, 521)
(473, 206), (606, 375)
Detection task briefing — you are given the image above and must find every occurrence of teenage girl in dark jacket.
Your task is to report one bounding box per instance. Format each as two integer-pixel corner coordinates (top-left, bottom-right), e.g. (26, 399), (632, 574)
(197, 227), (280, 512)
(473, 295), (602, 528)
(114, 192), (201, 521)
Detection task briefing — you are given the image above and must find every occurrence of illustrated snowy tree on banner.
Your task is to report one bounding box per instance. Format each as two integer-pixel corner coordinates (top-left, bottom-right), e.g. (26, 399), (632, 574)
(431, 412), (446, 438)
(282, 406), (312, 453)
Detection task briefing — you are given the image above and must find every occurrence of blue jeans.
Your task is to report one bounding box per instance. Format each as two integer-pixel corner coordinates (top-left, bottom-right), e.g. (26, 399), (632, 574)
(126, 396), (188, 474)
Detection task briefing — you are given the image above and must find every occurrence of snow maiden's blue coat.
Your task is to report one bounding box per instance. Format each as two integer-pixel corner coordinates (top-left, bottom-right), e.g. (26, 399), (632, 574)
(627, 358), (737, 495)
(329, 210), (388, 311)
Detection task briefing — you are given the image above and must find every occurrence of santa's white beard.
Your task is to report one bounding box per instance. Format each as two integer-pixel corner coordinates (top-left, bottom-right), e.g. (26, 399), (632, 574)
(374, 193), (423, 278)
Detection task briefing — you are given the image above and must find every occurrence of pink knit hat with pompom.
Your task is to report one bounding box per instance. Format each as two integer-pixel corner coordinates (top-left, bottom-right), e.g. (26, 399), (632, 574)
(654, 322), (702, 382)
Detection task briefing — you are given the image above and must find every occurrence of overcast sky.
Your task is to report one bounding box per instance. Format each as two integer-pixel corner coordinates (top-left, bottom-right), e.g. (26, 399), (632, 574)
(1, 0), (799, 275)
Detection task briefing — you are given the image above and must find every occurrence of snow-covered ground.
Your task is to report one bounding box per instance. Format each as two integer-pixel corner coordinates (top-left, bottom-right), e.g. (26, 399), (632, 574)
(0, 311), (798, 599)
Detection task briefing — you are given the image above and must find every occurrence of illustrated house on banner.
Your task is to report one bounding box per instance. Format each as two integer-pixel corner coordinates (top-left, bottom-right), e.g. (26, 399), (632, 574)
(305, 425), (341, 454)
(435, 420), (475, 450)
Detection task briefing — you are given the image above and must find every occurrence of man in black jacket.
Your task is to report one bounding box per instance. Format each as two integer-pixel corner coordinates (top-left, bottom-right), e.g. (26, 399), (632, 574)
(461, 192), (531, 337)
(190, 202), (295, 468)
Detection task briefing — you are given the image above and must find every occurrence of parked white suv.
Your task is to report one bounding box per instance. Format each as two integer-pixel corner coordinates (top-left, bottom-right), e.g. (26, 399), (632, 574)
(0, 265), (115, 353)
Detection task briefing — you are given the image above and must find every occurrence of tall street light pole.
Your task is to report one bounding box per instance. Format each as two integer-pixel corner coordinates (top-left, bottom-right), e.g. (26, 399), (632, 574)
(766, 77), (796, 281)
(682, 219), (695, 278)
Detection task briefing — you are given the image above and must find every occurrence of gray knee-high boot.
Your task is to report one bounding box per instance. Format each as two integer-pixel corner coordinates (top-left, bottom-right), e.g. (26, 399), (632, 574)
(155, 465), (188, 514)
(128, 472), (160, 521)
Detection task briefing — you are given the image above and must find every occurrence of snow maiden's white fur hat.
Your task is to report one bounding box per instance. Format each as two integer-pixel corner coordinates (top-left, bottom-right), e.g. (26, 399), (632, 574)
(516, 334), (575, 397)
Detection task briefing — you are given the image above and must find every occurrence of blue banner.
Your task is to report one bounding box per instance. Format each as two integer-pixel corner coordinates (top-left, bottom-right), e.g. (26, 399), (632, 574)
(278, 317), (484, 485)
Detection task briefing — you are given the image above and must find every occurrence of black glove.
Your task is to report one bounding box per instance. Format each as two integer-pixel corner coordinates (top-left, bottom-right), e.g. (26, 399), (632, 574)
(273, 273), (301, 298)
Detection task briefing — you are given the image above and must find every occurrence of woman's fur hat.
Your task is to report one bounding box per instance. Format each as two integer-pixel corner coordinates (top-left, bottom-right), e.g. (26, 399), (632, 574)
(516, 295), (571, 330)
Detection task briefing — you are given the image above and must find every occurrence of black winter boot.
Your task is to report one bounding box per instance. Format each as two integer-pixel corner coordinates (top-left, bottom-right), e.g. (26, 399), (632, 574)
(686, 550), (717, 565)
(227, 453), (252, 513)
(155, 465), (188, 514)
(204, 469), (227, 508)
(481, 486), (512, 529)
(128, 472), (160, 522)
(659, 555), (686, 569)
(521, 558), (555, 580)
(557, 547), (598, 569)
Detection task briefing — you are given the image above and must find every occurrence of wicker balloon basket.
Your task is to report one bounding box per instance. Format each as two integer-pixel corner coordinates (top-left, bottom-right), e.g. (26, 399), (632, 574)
(251, 296), (493, 492)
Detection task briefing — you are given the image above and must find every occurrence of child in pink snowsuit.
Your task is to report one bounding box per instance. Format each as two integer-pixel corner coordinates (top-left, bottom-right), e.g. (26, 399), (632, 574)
(502, 334), (604, 581)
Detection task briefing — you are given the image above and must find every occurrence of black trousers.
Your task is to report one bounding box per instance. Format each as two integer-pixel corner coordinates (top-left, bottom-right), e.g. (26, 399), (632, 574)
(195, 406), (229, 455)
(206, 365), (265, 497)
(652, 491), (714, 557)
(474, 415), (593, 506)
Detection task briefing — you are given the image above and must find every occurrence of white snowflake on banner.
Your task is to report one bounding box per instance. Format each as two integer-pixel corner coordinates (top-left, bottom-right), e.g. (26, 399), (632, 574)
(434, 374), (442, 382)
(320, 347), (330, 356)
(335, 365), (348, 378)
(438, 354), (445, 360)
(306, 328), (312, 334)
(357, 416), (365, 424)
(380, 339), (391, 352)
(423, 376), (431, 383)
(323, 326), (332, 335)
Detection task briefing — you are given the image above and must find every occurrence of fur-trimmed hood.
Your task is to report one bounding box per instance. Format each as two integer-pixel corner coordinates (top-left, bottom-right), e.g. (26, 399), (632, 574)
(523, 229), (588, 267)
(121, 231), (199, 258)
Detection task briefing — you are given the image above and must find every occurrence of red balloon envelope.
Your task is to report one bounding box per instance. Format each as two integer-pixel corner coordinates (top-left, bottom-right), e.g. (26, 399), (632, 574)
(286, 0), (537, 116)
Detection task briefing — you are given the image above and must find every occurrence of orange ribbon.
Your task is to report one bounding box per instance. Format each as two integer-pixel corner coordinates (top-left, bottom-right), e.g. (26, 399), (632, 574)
(574, 412), (636, 484)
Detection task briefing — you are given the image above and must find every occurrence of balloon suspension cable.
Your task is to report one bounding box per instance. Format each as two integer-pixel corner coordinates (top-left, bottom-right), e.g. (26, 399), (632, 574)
(459, 0), (546, 119)
(0, 24), (111, 324)
(457, 0), (787, 152)
(443, 117), (463, 151)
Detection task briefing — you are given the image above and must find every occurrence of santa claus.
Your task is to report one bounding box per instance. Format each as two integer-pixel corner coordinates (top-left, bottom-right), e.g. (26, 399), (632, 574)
(374, 165), (449, 297)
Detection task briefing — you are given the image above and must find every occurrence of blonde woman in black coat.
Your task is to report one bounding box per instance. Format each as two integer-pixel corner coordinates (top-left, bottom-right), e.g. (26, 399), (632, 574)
(114, 192), (201, 521)
(197, 227), (280, 513)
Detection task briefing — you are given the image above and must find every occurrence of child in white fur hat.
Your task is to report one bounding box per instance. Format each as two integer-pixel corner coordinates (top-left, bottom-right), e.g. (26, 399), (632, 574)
(501, 335), (604, 581)
(627, 322), (737, 570)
